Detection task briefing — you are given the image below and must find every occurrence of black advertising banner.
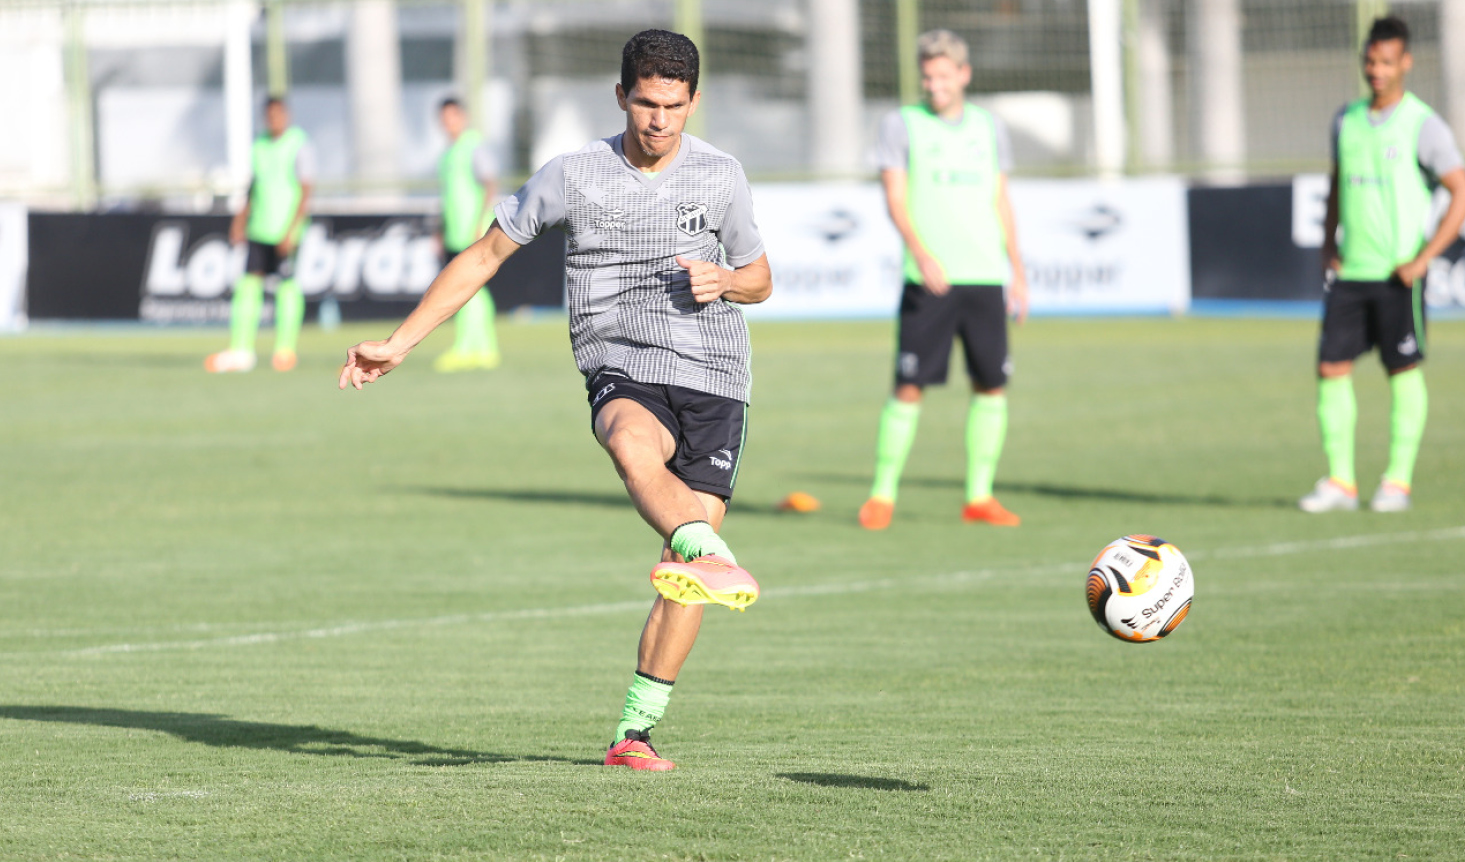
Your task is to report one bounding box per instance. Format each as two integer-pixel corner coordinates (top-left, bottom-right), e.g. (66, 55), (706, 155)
(26, 212), (566, 322)
(1187, 184), (1322, 302)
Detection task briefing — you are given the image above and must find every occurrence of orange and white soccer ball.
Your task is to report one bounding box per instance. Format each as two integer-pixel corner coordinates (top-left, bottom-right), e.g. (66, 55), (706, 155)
(1085, 535), (1194, 642)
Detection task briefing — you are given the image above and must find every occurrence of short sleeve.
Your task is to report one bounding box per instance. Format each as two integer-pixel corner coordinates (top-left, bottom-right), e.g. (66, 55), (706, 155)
(493, 156), (567, 245)
(717, 164), (765, 268)
(472, 143), (497, 184)
(875, 111), (909, 172)
(294, 140), (318, 184)
(1417, 114), (1464, 184)
(992, 115), (1014, 173)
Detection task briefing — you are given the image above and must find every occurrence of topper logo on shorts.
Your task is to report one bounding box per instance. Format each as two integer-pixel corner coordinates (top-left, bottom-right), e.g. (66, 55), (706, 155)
(592, 382), (617, 406)
(708, 449), (733, 471)
(676, 202), (708, 237)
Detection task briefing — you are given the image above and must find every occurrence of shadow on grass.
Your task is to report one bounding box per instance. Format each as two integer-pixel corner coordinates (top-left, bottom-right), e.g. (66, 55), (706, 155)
(791, 473), (1291, 508)
(0, 705), (601, 767)
(402, 486), (786, 518)
(778, 772), (929, 792)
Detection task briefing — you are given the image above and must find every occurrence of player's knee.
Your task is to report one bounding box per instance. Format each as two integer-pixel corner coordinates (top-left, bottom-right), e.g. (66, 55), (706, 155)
(1318, 361), (1352, 378)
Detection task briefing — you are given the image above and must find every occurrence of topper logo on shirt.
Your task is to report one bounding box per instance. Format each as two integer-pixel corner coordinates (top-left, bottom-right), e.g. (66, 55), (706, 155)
(676, 202), (708, 237)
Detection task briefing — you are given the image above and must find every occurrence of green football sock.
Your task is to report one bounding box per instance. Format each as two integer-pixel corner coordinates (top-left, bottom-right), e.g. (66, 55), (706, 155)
(1317, 376), (1357, 487)
(228, 274), (264, 353)
(668, 520), (734, 564)
(870, 399), (921, 501)
(1384, 368), (1428, 487)
(273, 278), (304, 354)
(614, 671), (674, 743)
(965, 393), (1008, 502)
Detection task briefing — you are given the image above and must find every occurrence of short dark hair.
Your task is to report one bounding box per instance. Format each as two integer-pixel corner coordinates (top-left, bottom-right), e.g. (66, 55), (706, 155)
(439, 96), (462, 112)
(1366, 15), (1410, 51)
(264, 95), (286, 111)
(620, 29), (699, 96)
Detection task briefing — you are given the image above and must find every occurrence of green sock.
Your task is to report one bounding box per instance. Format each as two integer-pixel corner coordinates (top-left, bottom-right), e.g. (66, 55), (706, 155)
(1317, 376), (1357, 487)
(668, 520), (734, 564)
(965, 393), (1008, 502)
(1384, 368), (1428, 487)
(614, 671), (674, 743)
(228, 274), (264, 353)
(273, 278), (304, 354)
(870, 399), (921, 501)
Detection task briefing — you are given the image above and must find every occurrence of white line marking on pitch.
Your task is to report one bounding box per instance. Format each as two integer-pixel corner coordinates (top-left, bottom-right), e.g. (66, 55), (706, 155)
(24, 525), (1465, 658)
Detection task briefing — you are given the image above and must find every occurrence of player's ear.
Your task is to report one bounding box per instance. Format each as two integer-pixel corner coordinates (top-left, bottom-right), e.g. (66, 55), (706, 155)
(615, 83), (629, 111)
(688, 89), (702, 117)
(1400, 50), (1413, 75)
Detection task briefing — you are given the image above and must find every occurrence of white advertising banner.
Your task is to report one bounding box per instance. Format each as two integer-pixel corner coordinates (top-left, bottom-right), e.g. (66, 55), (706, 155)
(1008, 176), (1191, 314)
(0, 202), (26, 332)
(742, 183), (904, 320)
(746, 178), (1190, 319)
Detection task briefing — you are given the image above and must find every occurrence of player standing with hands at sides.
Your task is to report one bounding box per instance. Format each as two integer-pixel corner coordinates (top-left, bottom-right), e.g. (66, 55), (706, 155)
(433, 97), (501, 372)
(340, 31), (771, 771)
(206, 96), (315, 373)
(859, 30), (1029, 531)
(1299, 16), (1465, 513)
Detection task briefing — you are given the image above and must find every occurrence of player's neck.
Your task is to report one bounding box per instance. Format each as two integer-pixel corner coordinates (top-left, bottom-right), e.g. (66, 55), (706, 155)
(622, 132), (682, 173)
(1369, 88), (1405, 112)
(928, 99), (966, 122)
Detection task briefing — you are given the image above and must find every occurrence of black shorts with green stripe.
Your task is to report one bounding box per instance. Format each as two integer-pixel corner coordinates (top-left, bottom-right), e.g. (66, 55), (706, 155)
(586, 372), (747, 502)
(1318, 278), (1426, 371)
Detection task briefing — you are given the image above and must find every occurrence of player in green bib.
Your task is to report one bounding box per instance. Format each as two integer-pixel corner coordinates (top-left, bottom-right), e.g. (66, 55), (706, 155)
(1300, 16), (1465, 513)
(859, 29), (1029, 531)
(433, 97), (500, 372)
(206, 96), (314, 374)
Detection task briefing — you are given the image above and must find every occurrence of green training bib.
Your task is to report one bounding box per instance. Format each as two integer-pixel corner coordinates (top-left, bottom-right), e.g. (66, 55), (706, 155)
(246, 126), (308, 246)
(440, 129), (489, 254)
(1337, 92), (1434, 281)
(900, 103), (1007, 285)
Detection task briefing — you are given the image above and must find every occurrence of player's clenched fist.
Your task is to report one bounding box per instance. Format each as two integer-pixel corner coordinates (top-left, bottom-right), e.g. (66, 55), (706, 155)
(339, 340), (406, 390)
(676, 255), (733, 303)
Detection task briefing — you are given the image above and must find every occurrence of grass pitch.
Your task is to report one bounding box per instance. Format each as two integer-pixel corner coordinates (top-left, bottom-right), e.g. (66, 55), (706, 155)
(2, 316), (1463, 860)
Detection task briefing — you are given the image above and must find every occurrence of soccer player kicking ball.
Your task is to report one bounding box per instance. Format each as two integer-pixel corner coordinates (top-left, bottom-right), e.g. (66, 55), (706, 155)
(1300, 16), (1465, 514)
(340, 30), (771, 771)
(207, 96), (315, 373)
(433, 97), (501, 373)
(859, 30), (1029, 531)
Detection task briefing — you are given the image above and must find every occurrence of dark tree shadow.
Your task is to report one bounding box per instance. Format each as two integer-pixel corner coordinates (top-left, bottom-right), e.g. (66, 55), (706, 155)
(778, 772), (929, 792)
(0, 706), (600, 766)
(788, 473), (1291, 509)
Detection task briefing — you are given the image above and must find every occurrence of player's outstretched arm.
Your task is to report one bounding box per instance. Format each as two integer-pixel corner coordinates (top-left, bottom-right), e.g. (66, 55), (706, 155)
(339, 224), (522, 390)
(676, 253), (772, 305)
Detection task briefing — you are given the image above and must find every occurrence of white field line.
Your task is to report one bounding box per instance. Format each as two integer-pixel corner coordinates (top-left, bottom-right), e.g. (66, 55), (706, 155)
(26, 525), (1465, 658)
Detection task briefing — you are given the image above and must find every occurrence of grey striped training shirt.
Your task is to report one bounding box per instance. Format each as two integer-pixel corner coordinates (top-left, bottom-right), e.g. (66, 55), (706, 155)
(494, 133), (765, 403)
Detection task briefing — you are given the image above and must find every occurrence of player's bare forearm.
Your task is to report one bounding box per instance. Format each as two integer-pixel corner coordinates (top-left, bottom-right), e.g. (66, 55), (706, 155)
(1322, 166), (1341, 271)
(339, 225), (520, 390)
(1419, 169), (1465, 263)
(676, 253), (771, 305)
(997, 175), (1026, 283)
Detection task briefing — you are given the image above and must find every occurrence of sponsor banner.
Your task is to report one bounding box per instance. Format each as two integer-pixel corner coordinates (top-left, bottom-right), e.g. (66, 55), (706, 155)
(1009, 177), (1190, 314)
(1292, 172), (1465, 310)
(746, 178), (1191, 319)
(741, 183), (904, 320)
(27, 212), (565, 322)
(0, 202), (26, 332)
(1189, 183), (1319, 302)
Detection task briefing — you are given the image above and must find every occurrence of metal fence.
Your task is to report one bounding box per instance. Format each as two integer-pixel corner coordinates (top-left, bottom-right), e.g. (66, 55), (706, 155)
(2, 0), (1462, 210)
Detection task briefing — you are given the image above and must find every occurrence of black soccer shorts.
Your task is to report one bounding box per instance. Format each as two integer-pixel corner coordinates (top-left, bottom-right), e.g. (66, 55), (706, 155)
(244, 240), (294, 278)
(1318, 278), (1426, 371)
(586, 372), (747, 502)
(895, 282), (1012, 389)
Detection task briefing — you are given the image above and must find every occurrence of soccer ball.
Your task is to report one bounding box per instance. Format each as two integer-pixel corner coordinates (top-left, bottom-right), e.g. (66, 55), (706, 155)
(1085, 535), (1194, 642)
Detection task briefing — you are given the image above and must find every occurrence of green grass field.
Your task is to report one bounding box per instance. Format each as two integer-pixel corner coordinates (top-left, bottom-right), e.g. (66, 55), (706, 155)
(3, 316), (1463, 860)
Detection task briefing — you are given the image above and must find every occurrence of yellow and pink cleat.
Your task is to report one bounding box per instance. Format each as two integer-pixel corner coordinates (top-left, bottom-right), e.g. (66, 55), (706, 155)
(650, 555), (759, 611)
(605, 729), (675, 771)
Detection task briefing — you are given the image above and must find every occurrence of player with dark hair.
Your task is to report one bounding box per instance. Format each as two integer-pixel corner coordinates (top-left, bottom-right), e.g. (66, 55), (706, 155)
(207, 96), (315, 373)
(340, 30), (771, 771)
(1299, 15), (1465, 513)
(858, 29), (1029, 531)
(433, 96), (500, 372)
